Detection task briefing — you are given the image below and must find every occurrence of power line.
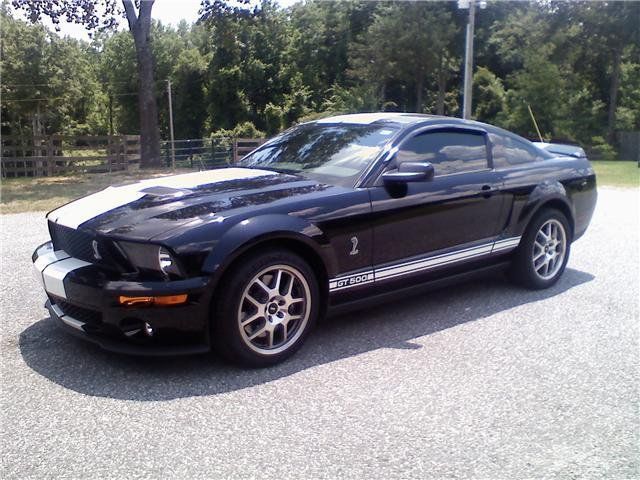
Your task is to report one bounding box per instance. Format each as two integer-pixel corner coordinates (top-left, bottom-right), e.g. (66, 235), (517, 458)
(1, 81), (133, 88)
(2, 92), (138, 103)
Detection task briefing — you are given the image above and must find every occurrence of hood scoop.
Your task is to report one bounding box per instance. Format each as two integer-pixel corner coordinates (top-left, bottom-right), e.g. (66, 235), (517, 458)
(139, 186), (192, 198)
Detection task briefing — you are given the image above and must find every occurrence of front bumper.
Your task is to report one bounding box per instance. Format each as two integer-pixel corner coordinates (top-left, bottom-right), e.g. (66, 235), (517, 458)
(33, 241), (212, 356)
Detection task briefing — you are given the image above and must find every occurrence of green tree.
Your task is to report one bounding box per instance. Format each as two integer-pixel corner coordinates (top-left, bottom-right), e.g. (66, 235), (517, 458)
(554, 1), (640, 142)
(616, 61), (640, 131)
(12, 0), (163, 167)
(4, 0), (638, 153)
(1, 7), (105, 137)
(171, 47), (209, 139)
(503, 48), (567, 140)
(349, 2), (458, 113)
(97, 29), (138, 135)
(287, 1), (376, 107)
(472, 67), (505, 125)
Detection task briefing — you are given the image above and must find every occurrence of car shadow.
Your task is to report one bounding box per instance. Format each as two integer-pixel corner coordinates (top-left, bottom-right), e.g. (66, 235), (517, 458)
(19, 268), (594, 401)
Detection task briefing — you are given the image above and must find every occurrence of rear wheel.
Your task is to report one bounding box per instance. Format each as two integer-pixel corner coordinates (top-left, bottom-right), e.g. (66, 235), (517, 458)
(509, 209), (571, 289)
(212, 249), (319, 367)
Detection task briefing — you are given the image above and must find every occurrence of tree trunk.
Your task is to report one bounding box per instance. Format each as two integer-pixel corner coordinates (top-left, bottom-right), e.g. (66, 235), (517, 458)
(415, 69), (424, 113)
(123, 0), (161, 168)
(379, 83), (386, 110)
(436, 56), (446, 116)
(606, 46), (623, 145)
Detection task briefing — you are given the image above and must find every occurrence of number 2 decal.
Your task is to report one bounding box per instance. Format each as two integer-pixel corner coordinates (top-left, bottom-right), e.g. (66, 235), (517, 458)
(349, 236), (359, 256)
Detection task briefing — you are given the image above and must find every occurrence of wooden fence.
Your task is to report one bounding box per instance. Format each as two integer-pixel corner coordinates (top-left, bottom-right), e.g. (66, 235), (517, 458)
(1, 135), (265, 178)
(616, 131), (640, 163)
(1, 134), (140, 178)
(233, 138), (265, 162)
(160, 137), (265, 169)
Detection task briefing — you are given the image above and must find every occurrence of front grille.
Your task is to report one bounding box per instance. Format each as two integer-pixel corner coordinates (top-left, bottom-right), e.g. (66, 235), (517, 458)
(56, 299), (103, 326)
(48, 221), (130, 271)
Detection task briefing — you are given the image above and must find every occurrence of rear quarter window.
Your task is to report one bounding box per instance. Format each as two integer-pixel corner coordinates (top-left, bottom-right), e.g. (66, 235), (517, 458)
(489, 133), (549, 167)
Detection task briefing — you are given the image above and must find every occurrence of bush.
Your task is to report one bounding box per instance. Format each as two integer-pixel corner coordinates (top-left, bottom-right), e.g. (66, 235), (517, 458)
(232, 122), (265, 139)
(473, 67), (506, 124)
(264, 103), (285, 135)
(590, 136), (618, 161)
(210, 121), (266, 145)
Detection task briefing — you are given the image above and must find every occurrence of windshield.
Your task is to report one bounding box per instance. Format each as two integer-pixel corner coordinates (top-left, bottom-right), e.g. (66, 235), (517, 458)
(240, 123), (399, 187)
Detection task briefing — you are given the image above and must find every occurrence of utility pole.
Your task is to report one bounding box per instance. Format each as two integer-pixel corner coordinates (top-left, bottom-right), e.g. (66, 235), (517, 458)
(459, 0), (485, 119)
(461, 0), (476, 120)
(166, 79), (176, 170)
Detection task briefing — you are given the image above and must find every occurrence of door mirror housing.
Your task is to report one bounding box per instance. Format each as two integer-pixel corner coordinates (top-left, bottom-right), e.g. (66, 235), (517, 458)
(382, 161), (435, 184)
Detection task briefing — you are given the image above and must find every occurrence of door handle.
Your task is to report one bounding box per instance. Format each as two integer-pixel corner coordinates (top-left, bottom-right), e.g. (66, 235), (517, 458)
(481, 184), (496, 198)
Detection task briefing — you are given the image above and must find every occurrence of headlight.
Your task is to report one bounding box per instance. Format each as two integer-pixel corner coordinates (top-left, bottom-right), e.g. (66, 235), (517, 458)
(158, 247), (182, 278)
(118, 241), (183, 279)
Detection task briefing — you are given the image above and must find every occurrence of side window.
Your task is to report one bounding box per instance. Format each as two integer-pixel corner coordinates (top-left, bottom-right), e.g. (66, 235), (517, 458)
(489, 133), (545, 167)
(395, 131), (488, 176)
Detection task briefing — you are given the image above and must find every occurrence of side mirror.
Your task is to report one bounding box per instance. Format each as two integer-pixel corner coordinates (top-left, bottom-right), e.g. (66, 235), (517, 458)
(382, 161), (434, 184)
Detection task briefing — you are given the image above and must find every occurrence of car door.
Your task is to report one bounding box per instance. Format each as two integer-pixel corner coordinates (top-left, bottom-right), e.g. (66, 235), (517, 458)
(368, 127), (508, 280)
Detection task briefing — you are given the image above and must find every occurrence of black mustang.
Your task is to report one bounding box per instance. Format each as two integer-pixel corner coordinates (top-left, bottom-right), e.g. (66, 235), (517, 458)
(33, 113), (597, 366)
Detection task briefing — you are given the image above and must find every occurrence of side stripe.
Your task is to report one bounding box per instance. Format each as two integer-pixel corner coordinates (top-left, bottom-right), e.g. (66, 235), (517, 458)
(376, 243), (493, 280)
(329, 271), (375, 292)
(492, 237), (521, 253)
(329, 236), (521, 292)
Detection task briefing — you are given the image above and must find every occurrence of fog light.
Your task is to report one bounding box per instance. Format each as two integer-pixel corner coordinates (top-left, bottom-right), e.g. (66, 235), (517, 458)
(118, 294), (188, 307)
(144, 322), (154, 337)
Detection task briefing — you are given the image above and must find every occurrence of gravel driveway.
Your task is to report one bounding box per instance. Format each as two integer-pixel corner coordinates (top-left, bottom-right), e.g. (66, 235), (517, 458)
(1, 187), (638, 479)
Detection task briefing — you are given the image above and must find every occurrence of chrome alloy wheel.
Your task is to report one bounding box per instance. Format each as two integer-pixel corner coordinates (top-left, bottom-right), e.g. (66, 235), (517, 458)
(237, 265), (311, 355)
(532, 219), (567, 280)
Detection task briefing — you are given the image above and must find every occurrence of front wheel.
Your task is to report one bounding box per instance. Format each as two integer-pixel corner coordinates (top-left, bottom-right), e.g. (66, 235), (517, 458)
(212, 249), (319, 367)
(509, 209), (572, 290)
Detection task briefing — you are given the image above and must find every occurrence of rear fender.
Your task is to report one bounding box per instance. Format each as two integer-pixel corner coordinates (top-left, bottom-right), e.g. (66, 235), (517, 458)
(517, 181), (575, 235)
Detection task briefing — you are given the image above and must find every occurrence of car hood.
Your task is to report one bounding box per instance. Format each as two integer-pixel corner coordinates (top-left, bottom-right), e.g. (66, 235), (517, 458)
(46, 167), (334, 240)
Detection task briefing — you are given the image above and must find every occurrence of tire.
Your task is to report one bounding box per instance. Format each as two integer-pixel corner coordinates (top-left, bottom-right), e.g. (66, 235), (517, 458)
(212, 249), (320, 367)
(509, 208), (572, 290)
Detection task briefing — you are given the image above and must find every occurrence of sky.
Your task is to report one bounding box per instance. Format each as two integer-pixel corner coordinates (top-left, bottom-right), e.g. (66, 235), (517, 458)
(14, 0), (300, 41)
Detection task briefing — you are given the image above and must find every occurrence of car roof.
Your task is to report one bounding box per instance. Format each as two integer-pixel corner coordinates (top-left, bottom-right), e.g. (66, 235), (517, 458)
(314, 112), (437, 125)
(312, 112), (492, 129)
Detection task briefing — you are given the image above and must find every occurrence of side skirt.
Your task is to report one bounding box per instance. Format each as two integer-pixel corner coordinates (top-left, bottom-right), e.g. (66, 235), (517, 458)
(326, 261), (511, 318)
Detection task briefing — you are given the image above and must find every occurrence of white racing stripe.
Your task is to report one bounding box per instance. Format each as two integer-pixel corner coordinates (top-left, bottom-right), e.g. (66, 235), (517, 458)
(329, 236), (522, 292)
(34, 249), (91, 299)
(492, 237), (522, 253)
(375, 243), (493, 280)
(47, 167), (277, 229)
(33, 250), (70, 272)
(33, 250), (70, 288)
(42, 257), (92, 299)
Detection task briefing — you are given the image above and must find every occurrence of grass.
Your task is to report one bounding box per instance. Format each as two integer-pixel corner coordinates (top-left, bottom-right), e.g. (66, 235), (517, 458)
(591, 161), (639, 188)
(0, 166), (196, 214)
(1, 161), (638, 214)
